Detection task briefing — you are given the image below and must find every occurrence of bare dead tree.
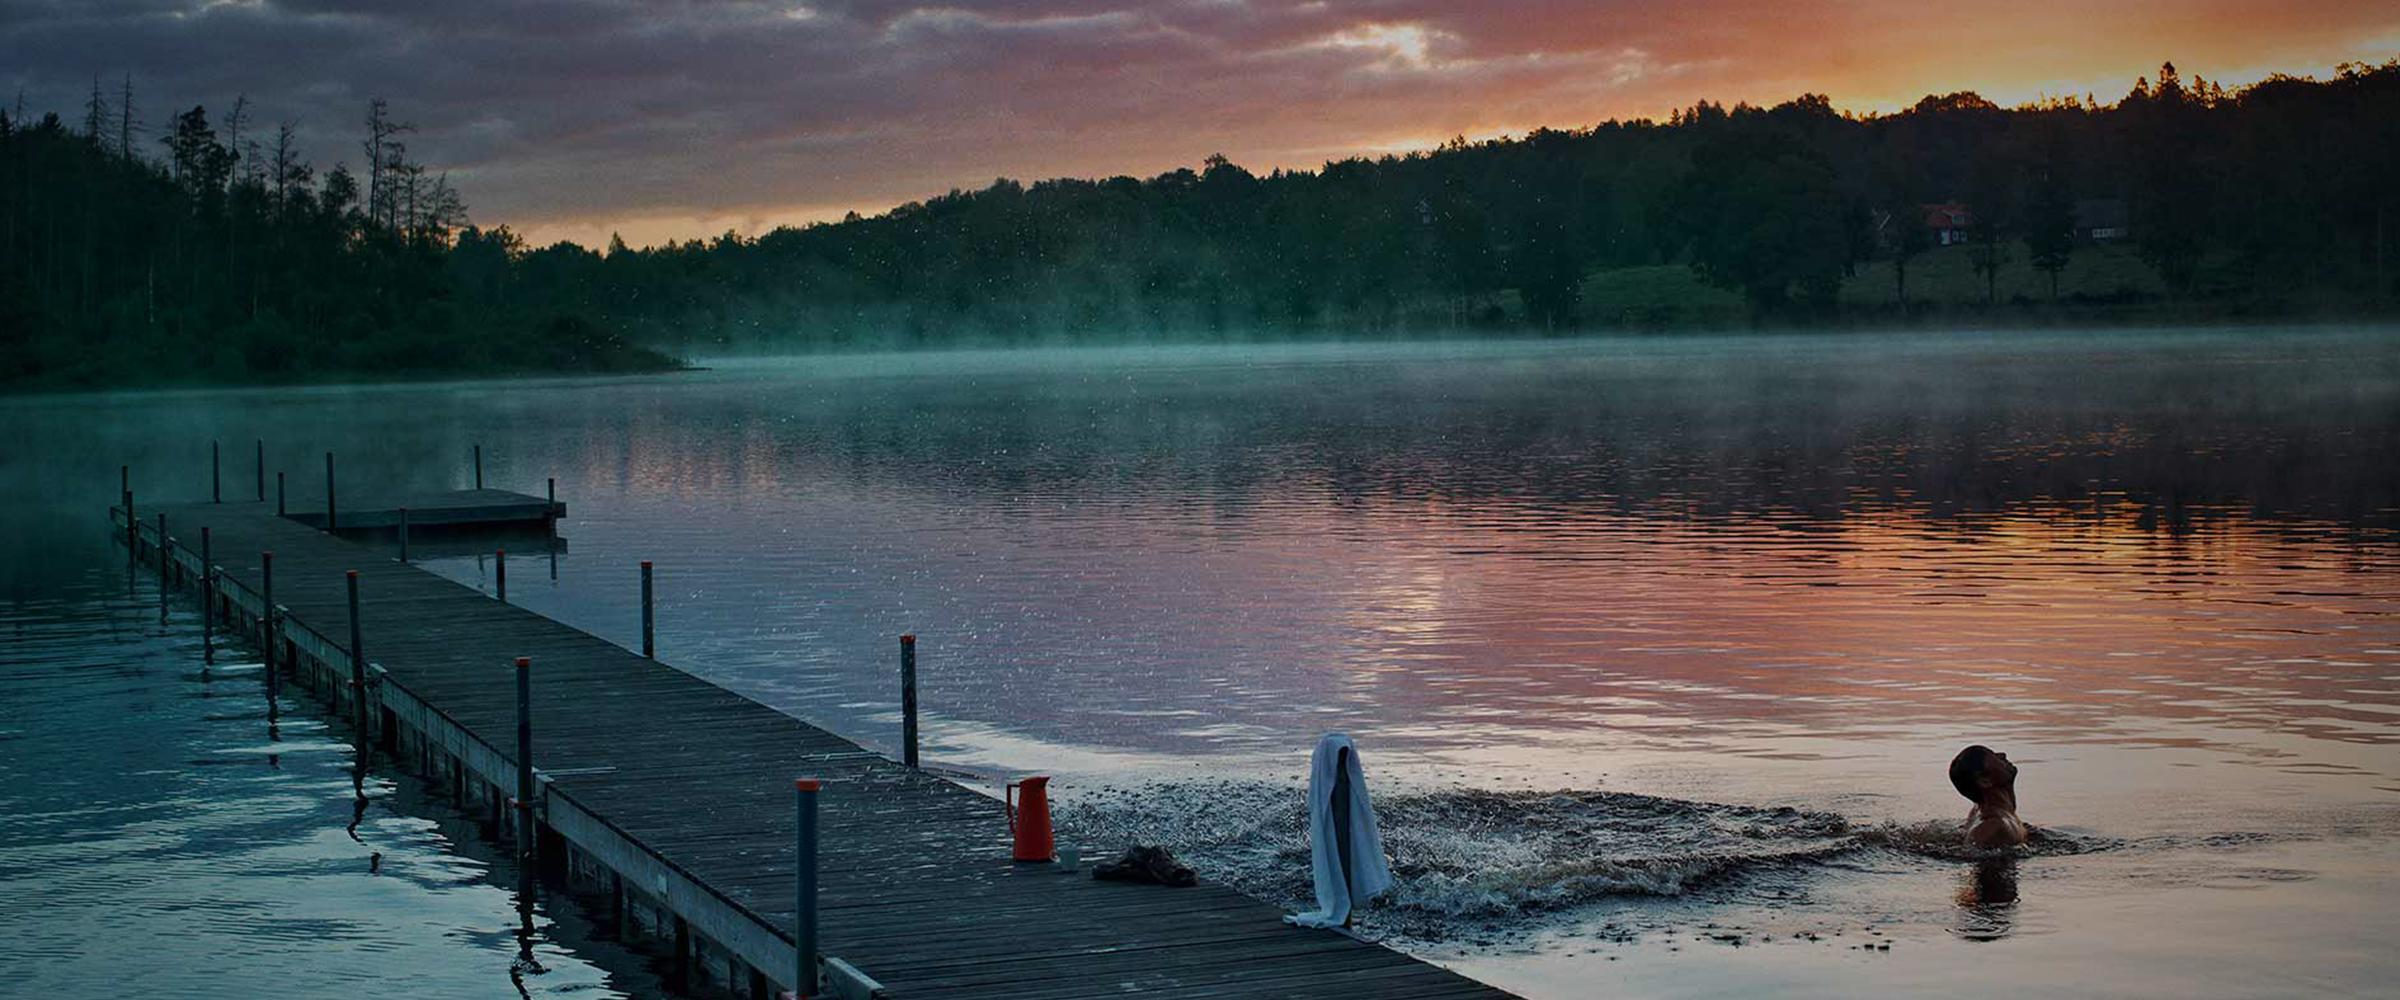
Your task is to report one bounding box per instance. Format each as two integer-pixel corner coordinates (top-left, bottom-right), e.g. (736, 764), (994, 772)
(116, 74), (137, 161)
(361, 98), (413, 233)
(81, 77), (108, 145)
(224, 94), (250, 182)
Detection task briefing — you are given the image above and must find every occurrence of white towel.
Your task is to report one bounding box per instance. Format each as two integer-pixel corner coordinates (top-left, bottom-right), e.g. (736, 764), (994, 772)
(1284, 733), (1394, 928)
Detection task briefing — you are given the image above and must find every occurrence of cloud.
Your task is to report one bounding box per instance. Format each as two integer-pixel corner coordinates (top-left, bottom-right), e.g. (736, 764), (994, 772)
(2, 0), (2392, 246)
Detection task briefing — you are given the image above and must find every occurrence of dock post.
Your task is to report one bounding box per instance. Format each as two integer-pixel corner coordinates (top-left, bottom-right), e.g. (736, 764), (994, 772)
(546, 477), (557, 539)
(212, 441), (221, 503)
(123, 488), (137, 557)
(795, 778), (822, 999)
(496, 549), (507, 603)
(261, 551), (276, 696)
(324, 452), (337, 532)
(346, 570), (368, 741)
(515, 656), (536, 863)
(276, 472), (286, 516)
(901, 635), (919, 768)
(398, 508), (410, 563)
(201, 527), (214, 665)
(474, 444), (483, 490)
(640, 561), (655, 658)
(121, 464), (128, 496)
(255, 440), (264, 501)
(156, 513), (169, 621)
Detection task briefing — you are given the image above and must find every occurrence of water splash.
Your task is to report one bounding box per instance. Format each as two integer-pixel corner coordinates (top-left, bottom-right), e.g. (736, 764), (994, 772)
(1055, 781), (1860, 940)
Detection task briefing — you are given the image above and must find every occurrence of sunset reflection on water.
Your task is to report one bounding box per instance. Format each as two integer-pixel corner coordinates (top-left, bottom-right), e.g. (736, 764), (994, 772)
(5, 330), (2395, 998)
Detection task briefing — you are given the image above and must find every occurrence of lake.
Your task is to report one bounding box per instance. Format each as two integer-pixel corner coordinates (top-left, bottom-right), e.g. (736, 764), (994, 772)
(3, 329), (2395, 998)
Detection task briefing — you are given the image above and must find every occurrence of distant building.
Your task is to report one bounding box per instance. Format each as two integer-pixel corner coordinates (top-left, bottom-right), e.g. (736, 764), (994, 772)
(1922, 203), (1973, 246)
(2074, 199), (2130, 242)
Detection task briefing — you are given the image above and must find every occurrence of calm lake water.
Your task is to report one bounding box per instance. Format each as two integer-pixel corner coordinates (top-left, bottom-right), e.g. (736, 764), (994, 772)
(3, 329), (2396, 998)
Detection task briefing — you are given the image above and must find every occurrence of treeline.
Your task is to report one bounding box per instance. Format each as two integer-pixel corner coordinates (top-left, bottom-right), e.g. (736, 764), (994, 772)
(578, 61), (2397, 350)
(5, 62), (2398, 387)
(0, 90), (676, 388)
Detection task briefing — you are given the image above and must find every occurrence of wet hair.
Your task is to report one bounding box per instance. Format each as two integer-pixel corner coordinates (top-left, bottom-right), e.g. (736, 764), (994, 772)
(1949, 745), (1993, 801)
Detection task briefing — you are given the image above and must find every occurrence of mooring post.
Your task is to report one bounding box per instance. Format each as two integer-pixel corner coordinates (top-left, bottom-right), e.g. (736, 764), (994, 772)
(201, 526), (215, 665)
(123, 488), (137, 557)
(276, 472), (286, 516)
(474, 444), (483, 490)
(255, 440), (265, 501)
(156, 513), (169, 621)
(324, 452), (338, 532)
(515, 657), (536, 861)
(640, 561), (655, 658)
(398, 507), (410, 563)
(496, 549), (508, 603)
(795, 778), (822, 1000)
(260, 551), (276, 694)
(346, 570), (368, 740)
(901, 634), (920, 768)
(211, 441), (221, 503)
(121, 464), (128, 496)
(546, 477), (557, 539)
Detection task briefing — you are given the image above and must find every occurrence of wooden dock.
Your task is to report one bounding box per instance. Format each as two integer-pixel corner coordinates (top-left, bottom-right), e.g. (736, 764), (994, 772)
(113, 488), (1515, 1000)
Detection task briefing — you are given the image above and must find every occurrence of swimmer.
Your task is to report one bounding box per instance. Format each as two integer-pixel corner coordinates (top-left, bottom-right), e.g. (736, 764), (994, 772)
(1948, 745), (2032, 849)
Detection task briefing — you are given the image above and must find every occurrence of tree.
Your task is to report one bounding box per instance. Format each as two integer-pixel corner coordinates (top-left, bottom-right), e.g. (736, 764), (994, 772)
(1679, 125), (1850, 317)
(116, 74), (136, 161)
(80, 78), (107, 146)
(1965, 155), (2016, 304)
(2131, 62), (2209, 294)
(361, 97), (412, 233)
(162, 105), (235, 197)
(2023, 151), (2076, 301)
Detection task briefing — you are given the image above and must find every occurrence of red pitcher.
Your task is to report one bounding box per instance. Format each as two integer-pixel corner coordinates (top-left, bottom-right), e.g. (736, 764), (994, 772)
(1005, 776), (1055, 862)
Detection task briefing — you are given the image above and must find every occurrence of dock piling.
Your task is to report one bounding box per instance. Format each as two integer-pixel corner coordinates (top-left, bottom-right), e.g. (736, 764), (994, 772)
(123, 488), (137, 557)
(474, 444), (483, 490)
(795, 778), (822, 1000)
(255, 440), (265, 501)
(156, 513), (168, 621)
(515, 656), (536, 863)
(398, 507), (410, 563)
(212, 441), (221, 503)
(325, 452), (338, 532)
(496, 549), (507, 603)
(901, 635), (919, 769)
(346, 570), (367, 740)
(276, 472), (285, 516)
(260, 551), (276, 696)
(546, 477), (557, 539)
(640, 561), (654, 658)
(201, 526), (214, 665)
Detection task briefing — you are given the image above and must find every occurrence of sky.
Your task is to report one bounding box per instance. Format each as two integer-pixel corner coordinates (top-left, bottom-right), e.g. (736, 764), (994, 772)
(4, 1), (2397, 249)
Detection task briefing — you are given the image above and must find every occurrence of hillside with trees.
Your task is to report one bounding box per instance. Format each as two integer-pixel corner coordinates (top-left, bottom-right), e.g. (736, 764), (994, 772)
(0, 90), (678, 388)
(3, 61), (2396, 387)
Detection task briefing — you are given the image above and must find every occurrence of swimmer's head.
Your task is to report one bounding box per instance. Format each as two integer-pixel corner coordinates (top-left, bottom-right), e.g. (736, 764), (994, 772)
(1949, 745), (2018, 802)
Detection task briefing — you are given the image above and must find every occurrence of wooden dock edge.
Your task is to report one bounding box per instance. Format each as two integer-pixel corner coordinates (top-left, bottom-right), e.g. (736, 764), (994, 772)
(114, 505), (855, 999)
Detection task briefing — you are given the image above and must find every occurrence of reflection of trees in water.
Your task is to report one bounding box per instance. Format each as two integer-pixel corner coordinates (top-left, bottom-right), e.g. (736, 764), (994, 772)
(612, 342), (2399, 531)
(1954, 857), (2021, 941)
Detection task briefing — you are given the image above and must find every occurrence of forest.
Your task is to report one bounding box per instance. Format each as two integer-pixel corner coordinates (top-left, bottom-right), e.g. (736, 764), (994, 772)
(2, 61), (2396, 387)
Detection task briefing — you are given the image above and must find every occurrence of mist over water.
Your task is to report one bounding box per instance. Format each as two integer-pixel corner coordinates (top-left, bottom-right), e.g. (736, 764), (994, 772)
(3, 328), (2396, 998)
